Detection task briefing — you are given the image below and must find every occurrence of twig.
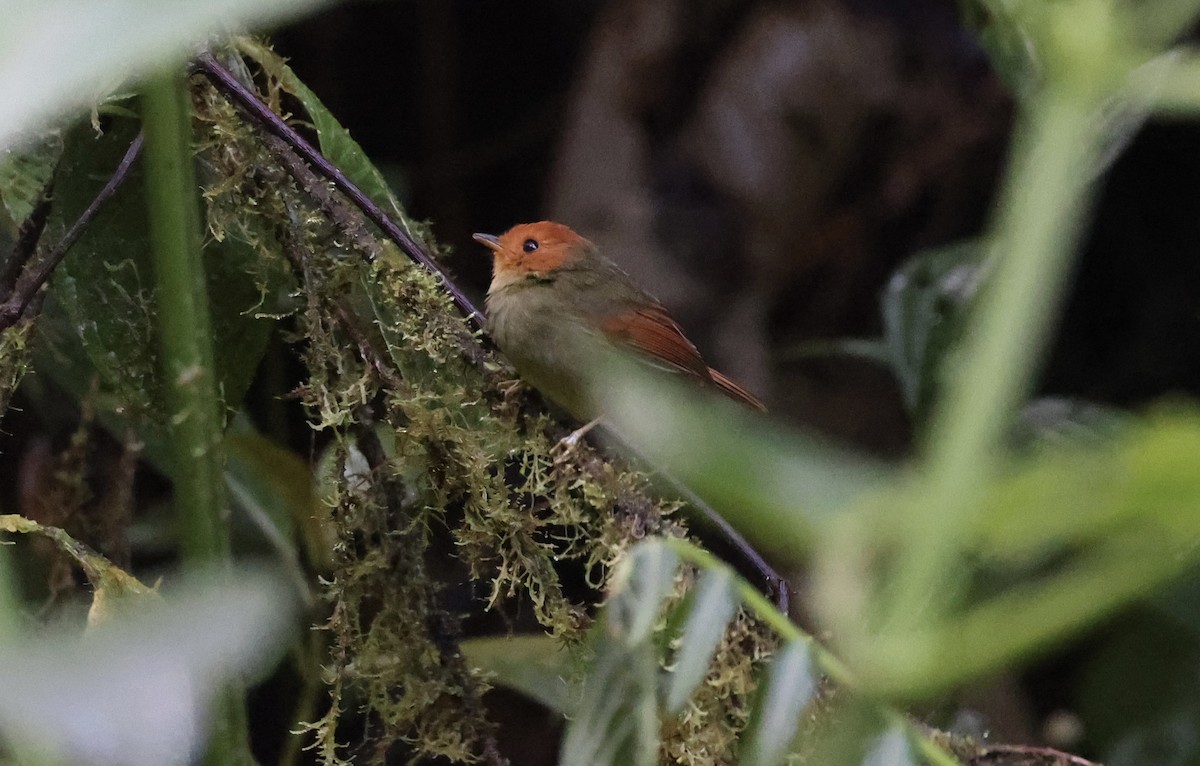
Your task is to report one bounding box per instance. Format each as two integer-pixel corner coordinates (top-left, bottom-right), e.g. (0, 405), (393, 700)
(191, 53), (486, 332)
(0, 132), (144, 331)
(971, 744), (1099, 765)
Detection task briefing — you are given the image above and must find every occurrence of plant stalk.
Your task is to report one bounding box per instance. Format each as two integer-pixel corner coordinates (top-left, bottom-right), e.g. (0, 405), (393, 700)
(884, 89), (1103, 633)
(141, 68), (250, 765)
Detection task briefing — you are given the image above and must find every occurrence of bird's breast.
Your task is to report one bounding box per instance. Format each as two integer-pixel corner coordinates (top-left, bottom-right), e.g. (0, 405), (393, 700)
(486, 283), (608, 419)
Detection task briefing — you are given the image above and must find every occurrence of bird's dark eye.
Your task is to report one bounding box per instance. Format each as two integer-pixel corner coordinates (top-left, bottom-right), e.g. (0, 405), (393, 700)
(522, 238), (539, 253)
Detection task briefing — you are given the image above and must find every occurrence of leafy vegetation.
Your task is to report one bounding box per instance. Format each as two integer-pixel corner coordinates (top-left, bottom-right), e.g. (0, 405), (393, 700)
(1, 1), (1200, 765)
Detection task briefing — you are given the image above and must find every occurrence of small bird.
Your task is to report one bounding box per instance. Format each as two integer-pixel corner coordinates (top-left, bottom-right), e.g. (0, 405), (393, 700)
(474, 221), (765, 420)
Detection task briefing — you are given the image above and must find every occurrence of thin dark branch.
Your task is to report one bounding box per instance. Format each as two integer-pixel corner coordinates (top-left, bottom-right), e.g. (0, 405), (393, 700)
(0, 194), (53, 298)
(973, 744), (1099, 765)
(0, 132), (144, 331)
(191, 53), (486, 333)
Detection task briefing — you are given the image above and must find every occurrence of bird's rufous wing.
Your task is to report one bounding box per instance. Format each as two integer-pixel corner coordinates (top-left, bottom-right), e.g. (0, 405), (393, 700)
(599, 305), (711, 379)
(599, 305), (767, 411)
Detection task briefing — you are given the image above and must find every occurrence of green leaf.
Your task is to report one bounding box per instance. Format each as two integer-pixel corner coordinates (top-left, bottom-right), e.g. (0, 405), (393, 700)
(853, 409), (1200, 698)
(879, 240), (985, 415)
(225, 419), (329, 588)
(861, 723), (922, 766)
(974, 407), (1200, 556)
(600, 361), (889, 563)
(741, 639), (819, 766)
(560, 626), (659, 766)
(0, 129), (62, 233)
(461, 635), (576, 715)
(607, 539), (679, 646)
(0, 0), (329, 150)
(0, 569), (293, 766)
(664, 568), (737, 714)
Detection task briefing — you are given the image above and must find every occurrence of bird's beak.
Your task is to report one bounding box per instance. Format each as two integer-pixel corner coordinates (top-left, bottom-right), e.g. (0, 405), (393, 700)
(472, 232), (502, 253)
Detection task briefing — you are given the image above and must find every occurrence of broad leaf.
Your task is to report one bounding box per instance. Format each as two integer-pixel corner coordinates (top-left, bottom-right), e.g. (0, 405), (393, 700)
(879, 240), (985, 416)
(36, 119), (288, 436)
(236, 39), (409, 225)
(559, 626), (658, 766)
(606, 539), (679, 646)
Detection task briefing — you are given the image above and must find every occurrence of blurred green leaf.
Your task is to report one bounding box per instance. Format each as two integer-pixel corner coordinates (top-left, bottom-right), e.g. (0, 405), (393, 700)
(0, 129), (62, 233)
(816, 707), (924, 766)
(461, 635), (576, 716)
(849, 408), (1200, 698)
(560, 624), (658, 766)
(0, 570), (293, 766)
(607, 539), (679, 646)
(741, 640), (819, 766)
(0, 0), (328, 150)
(664, 568), (737, 714)
(601, 362), (889, 563)
(861, 723), (923, 766)
(973, 407), (1200, 555)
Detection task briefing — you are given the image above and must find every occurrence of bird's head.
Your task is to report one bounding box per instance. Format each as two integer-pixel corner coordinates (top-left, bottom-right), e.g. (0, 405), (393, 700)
(473, 221), (594, 290)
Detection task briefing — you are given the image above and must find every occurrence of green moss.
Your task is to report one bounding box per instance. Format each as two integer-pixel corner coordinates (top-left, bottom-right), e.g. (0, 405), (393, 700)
(0, 320), (33, 416)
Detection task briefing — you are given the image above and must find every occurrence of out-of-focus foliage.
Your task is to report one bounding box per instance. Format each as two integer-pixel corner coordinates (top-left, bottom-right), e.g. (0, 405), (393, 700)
(0, 0), (325, 147)
(0, 518), (293, 766)
(3, 0), (1200, 764)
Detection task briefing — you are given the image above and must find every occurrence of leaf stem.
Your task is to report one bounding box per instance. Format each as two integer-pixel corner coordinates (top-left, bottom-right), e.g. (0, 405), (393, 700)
(141, 68), (249, 765)
(883, 88), (1103, 634)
